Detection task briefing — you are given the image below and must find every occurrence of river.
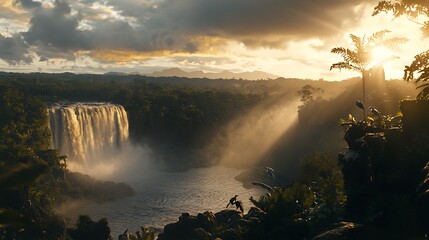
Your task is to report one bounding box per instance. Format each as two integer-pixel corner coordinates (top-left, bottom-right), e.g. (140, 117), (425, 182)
(59, 166), (265, 237)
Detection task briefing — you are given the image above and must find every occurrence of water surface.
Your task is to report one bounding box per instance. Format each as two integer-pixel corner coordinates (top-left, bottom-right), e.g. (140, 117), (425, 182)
(61, 167), (264, 236)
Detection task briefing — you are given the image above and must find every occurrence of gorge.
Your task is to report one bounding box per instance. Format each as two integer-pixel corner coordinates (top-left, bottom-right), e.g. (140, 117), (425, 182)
(46, 102), (264, 236)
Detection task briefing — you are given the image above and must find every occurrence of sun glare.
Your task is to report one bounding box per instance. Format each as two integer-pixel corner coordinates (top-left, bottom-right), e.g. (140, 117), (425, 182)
(371, 46), (393, 67)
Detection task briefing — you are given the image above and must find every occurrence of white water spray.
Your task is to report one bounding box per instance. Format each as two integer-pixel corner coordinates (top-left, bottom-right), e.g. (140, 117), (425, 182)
(47, 103), (147, 179)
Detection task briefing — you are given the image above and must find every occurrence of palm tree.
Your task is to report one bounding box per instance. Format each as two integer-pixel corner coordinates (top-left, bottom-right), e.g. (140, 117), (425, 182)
(330, 30), (406, 117)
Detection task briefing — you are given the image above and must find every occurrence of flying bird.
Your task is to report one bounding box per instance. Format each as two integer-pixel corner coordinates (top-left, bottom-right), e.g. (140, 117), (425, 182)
(265, 167), (275, 180)
(355, 100), (364, 110)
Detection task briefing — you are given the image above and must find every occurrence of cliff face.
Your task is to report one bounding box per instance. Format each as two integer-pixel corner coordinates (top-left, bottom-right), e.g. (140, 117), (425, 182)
(400, 99), (429, 136)
(334, 99), (429, 239)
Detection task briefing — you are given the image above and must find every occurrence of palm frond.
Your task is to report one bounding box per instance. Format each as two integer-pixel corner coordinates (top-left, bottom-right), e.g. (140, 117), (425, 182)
(404, 50), (429, 82)
(416, 82), (429, 89)
(368, 29), (391, 43)
(252, 181), (274, 192)
(346, 49), (361, 65)
(416, 86), (429, 99)
(330, 62), (360, 72)
(380, 37), (408, 50)
(331, 47), (360, 67)
(350, 34), (362, 49)
(416, 68), (429, 83)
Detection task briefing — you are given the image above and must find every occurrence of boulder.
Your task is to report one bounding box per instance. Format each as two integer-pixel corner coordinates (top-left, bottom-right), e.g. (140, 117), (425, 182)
(158, 212), (217, 240)
(312, 222), (364, 240)
(214, 210), (243, 224)
(193, 227), (211, 240)
(244, 207), (266, 220)
(213, 229), (241, 240)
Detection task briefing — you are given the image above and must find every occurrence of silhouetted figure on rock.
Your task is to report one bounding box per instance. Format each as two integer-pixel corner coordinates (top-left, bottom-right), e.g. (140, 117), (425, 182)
(226, 195), (238, 208)
(234, 200), (244, 213)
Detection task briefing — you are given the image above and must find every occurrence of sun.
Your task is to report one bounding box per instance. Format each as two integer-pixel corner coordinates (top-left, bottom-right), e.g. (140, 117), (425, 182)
(370, 46), (394, 67)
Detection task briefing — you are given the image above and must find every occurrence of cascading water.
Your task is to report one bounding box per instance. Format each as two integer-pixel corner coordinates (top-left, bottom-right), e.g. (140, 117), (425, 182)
(47, 103), (129, 164)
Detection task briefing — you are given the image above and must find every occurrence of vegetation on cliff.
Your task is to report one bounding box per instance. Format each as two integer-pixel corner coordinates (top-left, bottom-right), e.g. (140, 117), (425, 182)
(0, 86), (134, 239)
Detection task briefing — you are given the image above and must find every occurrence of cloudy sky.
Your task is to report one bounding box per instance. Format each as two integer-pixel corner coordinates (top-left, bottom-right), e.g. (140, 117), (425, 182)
(0, 0), (428, 80)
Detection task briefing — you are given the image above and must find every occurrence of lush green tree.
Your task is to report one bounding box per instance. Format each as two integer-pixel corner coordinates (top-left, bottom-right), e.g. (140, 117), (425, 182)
(0, 87), (51, 163)
(300, 152), (346, 207)
(250, 152), (346, 239)
(0, 87), (68, 239)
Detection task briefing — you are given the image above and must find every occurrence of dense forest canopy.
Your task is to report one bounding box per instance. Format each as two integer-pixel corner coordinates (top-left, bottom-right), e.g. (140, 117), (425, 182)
(0, 72), (356, 156)
(0, 56), (426, 240)
(0, 2), (429, 239)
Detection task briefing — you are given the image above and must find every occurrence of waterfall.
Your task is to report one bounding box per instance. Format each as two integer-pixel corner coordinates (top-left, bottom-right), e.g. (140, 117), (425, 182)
(47, 103), (129, 163)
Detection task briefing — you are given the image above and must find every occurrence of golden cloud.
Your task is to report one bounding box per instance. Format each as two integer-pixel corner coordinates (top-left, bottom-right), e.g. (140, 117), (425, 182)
(90, 49), (177, 63)
(89, 36), (229, 63)
(0, 0), (31, 24)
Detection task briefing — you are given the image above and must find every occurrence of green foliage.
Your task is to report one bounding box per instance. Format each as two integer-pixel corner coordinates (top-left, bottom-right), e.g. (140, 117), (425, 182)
(0, 87), (50, 163)
(0, 159), (67, 239)
(0, 87), (70, 239)
(119, 226), (156, 240)
(337, 101), (429, 238)
(300, 152), (346, 207)
(340, 111), (402, 131)
(0, 162), (47, 231)
(124, 88), (264, 147)
(253, 184), (314, 218)
(251, 152), (346, 239)
(0, 161), (48, 190)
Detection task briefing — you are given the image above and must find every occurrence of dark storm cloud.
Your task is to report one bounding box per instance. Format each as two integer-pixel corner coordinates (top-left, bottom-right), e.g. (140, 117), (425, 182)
(0, 34), (32, 65)
(21, 0), (196, 59)
(39, 55), (48, 62)
(0, 0), (373, 64)
(110, 0), (372, 40)
(14, 0), (42, 9)
(24, 1), (90, 51)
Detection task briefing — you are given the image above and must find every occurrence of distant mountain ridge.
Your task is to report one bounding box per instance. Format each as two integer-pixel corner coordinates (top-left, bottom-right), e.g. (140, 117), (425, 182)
(148, 68), (279, 80)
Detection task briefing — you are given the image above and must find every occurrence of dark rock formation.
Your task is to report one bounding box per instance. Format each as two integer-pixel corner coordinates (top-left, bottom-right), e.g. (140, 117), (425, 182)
(67, 215), (110, 240)
(158, 211), (219, 240)
(313, 222), (364, 240)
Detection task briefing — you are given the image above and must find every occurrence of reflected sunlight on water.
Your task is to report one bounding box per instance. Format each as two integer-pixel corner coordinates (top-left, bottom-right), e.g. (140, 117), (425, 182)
(60, 166), (265, 236)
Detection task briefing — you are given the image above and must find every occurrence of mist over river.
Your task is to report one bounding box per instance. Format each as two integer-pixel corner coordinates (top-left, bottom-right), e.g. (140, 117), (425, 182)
(59, 166), (264, 236)
(47, 103), (265, 236)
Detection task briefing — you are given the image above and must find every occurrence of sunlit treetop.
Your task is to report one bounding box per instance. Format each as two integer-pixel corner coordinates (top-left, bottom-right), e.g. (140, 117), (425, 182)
(330, 30), (407, 74)
(373, 0), (429, 35)
(374, 0), (429, 99)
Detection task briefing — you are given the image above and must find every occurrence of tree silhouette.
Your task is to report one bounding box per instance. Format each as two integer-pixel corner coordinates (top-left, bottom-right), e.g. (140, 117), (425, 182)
(330, 30), (406, 117)
(373, 1), (429, 34)
(374, 1), (429, 99)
